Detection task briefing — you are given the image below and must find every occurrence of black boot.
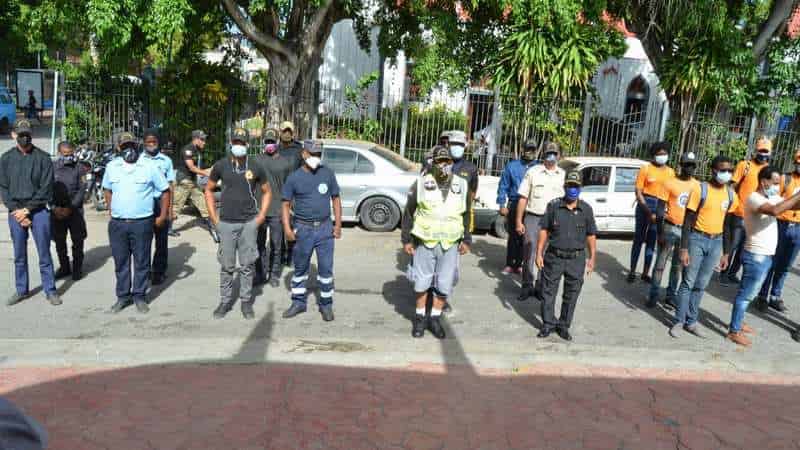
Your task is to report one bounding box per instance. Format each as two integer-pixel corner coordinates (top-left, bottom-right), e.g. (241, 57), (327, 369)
(54, 266), (72, 279)
(213, 302), (232, 319)
(412, 314), (426, 338)
(428, 315), (446, 339)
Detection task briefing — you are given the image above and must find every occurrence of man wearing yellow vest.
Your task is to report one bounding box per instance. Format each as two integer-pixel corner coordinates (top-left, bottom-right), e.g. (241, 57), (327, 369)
(722, 137), (773, 285)
(401, 146), (472, 339)
(757, 148), (800, 314)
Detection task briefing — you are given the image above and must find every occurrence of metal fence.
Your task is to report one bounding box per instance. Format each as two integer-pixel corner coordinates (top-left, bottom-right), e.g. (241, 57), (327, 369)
(61, 76), (798, 178)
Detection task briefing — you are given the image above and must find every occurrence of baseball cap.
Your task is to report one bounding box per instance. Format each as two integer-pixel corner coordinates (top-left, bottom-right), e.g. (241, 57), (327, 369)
(303, 139), (323, 154)
(756, 136), (773, 152)
(280, 121), (295, 133)
(432, 145), (452, 162)
(231, 128), (249, 142)
(191, 130), (207, 140)
(542, 141), (559, 155)
(263, 128), (278, 144)
(14, 120), (32, 135)
(523, 140), (538, 151)
(443, 130), (466, 146)
(118, 132), (137, 146)
(680, 151), (697, 165)
(143, 128), (159, 140)
(565, 170), (582, 186)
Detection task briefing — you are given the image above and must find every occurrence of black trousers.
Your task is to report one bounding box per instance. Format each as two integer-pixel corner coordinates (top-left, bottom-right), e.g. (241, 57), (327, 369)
(109, 217), (154, 302)
(256, 216), (284, 280)
(152, 199), (169, 275)
(505, 199), (524, 268)
(540, 250), (585, 330)
(51, 210), (87, 270)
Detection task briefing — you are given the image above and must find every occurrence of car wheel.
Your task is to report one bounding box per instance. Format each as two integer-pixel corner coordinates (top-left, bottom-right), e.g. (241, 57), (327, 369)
(493, 215), (508, 240)
(0, 118), (9, 135)
(360, 196), (401, 232)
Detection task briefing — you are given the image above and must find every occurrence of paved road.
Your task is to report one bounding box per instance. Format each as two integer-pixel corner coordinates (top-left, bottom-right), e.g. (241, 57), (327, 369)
(3, 206), (800, 449)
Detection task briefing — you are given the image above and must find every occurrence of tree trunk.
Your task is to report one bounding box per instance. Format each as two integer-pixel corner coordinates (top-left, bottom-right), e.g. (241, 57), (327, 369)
(264, 54), (322, 139)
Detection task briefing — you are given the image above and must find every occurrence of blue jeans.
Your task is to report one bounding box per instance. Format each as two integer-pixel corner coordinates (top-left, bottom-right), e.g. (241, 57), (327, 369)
(649, 223), (682, 301)
(290, 220), (335, 307)
(730, 251), (773, 332)
(8, 209), (57, 296)
(631, 196), (659, 274)
(759, 221), (800, 300)
(675, 232), (722, 326)
(109, 217), (154, 302)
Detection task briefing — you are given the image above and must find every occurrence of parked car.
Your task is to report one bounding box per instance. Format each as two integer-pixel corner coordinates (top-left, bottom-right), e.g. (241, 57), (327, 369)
(318, 139), (505, 235)
(558, 156), (647, 233)
(0, 86), (16, 135)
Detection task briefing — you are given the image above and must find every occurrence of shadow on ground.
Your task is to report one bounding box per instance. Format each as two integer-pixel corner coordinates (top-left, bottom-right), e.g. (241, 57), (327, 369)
(4, 294), (800, 449)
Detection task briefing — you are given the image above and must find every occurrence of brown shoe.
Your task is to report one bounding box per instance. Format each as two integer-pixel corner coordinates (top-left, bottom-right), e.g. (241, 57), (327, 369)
(727, 331), (752, 347)
(741, 323), (756, 335)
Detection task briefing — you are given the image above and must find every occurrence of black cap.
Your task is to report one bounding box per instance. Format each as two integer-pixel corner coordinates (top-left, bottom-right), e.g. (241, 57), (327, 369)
(432, 145), (452, 162)
(523, 140), (538, 151)
(231, 128), (248, 142)
(263, 128), (278, 144)
(14, 120), (32, 135)
(143, 129), (159, 140)
(565, 170), (582, 186)
(542, 141), (559, 154)
(191, 130), (207, 140)
(303, 140), (323, 154)
(680, 151), (697, 165)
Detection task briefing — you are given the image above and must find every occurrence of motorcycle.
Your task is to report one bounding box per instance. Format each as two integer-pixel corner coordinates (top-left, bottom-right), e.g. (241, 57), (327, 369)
(82, 146), (116, 211)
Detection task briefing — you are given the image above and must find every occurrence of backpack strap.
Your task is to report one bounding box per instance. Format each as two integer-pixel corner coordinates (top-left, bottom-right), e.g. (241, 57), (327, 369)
(726, 185), (734, 209)
(697, 182), (709, 212)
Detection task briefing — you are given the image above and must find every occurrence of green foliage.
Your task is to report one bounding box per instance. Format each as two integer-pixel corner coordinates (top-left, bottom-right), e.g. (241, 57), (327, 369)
(63, 104), (111, 145)
(490, 0), (626, 98)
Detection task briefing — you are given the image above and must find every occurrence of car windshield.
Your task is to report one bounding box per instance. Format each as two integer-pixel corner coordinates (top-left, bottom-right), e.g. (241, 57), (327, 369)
(370, 145), (420, 172)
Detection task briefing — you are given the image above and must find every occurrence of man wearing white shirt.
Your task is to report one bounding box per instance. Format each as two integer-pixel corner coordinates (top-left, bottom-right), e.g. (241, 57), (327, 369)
(726, 166), (800, 346)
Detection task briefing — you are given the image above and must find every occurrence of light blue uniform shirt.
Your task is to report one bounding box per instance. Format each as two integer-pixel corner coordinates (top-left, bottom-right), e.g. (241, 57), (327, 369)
(102, 157), (170, 219)
(142, 151), (175, 198)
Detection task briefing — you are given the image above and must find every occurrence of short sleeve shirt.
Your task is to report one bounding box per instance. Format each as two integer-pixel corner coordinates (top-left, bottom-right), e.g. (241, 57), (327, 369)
(779, 174), (800, 223)
(635, 163), (675, 200)
(143, 152), (175, 196)
(282, 166), (340, 222)
(539, 199), (597, 250)
(102, 158), (169, 219)
(209, 157), (269, 223)
(732, 159), (768, 217)
(744, 192), (780, 255)
(175, 143), (205, 183)
(686, 183), (739, 235)
(662, 177), (700, 226)
(517, 165), (565, 215)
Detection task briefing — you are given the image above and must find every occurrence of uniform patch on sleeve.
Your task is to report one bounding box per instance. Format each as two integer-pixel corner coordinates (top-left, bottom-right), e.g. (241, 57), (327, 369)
(185, 150), (193, 157)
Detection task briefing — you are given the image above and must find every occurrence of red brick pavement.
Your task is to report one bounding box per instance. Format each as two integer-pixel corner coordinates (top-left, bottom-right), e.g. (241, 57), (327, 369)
(2, 363), (800, 450)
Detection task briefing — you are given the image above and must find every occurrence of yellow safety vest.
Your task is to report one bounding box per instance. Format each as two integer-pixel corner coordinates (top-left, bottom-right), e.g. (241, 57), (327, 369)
(411, 174), (468, 249)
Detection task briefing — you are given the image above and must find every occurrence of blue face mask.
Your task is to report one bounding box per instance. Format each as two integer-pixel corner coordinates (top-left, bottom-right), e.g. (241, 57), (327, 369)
(715, 170), (732, 184)
(766, 185), (780, 197)
(565, 186), (581, 200)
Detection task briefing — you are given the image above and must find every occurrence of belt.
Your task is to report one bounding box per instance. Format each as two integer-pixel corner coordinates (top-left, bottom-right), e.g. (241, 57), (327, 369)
(779, 220), (800, 227)
(665, 219), (681, 227)
(112, 216), (154, 223)
(294, 218), (330, 227)
(526, 212), (543, 217)
(547, 247), (584, 259)
(692, 228), (721, 239)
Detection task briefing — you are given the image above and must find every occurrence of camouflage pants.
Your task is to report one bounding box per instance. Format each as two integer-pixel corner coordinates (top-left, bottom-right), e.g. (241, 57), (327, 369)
(173, 179), (209, 218)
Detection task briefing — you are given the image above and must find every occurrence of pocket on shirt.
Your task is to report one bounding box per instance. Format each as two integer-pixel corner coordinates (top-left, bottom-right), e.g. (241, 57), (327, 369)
(532, 185), (544, 198)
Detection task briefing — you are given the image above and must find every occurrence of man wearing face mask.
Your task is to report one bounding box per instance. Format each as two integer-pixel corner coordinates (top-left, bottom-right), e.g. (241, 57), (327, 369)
(173, 130), (217, 242)
(535, 170), (597, 341)
(725, 166), (800, 347)
(647, 151), (699, 309)
(444, 131), (479, 202)
(281, 140), (343, 322)
(51, 141), (87, 281)
(722, 137), (773, 286)
(515, 141), (565, 302)
(671, 155), (738, 338)
(496, 140), (538, 275)
(629, 142), (675, 283)
(277, 121), (304, 267)
(255, 128), (292, 287)
(0, 120), (61, 306)
(141, 130), (175, 286)
(402, 146), (472, 339)
(102, 133), (171, 314)
(204, 128), (272, 320)
(758, 149), (800, 314)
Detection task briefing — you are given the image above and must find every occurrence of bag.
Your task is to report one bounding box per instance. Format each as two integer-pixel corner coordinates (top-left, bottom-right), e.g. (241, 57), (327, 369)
(697, 182), (734, 212)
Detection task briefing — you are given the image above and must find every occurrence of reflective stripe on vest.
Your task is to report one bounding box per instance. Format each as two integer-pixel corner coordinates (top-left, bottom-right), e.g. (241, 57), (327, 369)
(411, 175), (468, 243)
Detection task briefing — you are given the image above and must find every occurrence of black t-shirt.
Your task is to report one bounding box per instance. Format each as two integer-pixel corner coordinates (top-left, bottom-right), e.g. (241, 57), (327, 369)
(278, 141), (304, 170)
(175, 143), (206, 183)
(210, 157), (269, 223)
(257, 153), (295, 217)
(453, 159), (479, 194)
(539, 198), (598, 251)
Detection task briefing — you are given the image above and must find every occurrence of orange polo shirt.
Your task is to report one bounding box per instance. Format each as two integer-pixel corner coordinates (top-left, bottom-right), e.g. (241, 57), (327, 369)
(779, 173), (800, 223)
(731, 159), (768, 217)
(636, 163), (675, 201)
(662, 177), (700, 226)
(686, 183), (739, 235)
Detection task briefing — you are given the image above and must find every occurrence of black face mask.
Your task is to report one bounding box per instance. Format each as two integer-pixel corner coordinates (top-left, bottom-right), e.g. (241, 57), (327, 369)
(16, 134), (32, 147)
(59, 155), (77, 165)
(680, 165), (695, 178)
(122, 147), (140, 164)
(755, 153), (770, 163)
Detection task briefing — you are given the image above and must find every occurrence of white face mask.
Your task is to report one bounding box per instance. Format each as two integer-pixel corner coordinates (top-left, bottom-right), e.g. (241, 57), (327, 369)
(654, 154), (669, 165)
(450, 145), (465, 159)
(231, 145), (248, 157)
(305, 156), (321, 170)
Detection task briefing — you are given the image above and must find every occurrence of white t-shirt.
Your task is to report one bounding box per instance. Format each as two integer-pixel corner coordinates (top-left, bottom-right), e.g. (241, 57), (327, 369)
(744, 192), (781, 255)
